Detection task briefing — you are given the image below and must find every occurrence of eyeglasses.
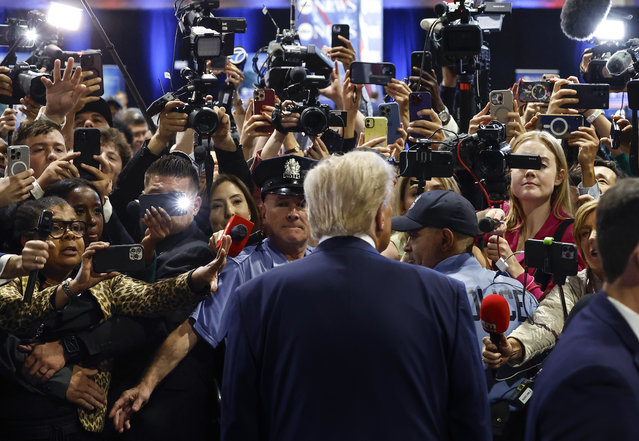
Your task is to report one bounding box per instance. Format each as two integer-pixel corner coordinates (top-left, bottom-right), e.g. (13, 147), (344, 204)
(49, 220), (87, 239)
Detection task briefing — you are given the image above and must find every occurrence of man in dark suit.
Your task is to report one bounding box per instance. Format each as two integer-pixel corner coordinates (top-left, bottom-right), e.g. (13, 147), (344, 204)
(221, 150), (491, 441)
(525, 178), (639, 441)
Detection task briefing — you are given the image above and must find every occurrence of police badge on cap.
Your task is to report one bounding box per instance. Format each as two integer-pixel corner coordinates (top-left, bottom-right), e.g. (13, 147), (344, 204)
(252, 154), (317, 198)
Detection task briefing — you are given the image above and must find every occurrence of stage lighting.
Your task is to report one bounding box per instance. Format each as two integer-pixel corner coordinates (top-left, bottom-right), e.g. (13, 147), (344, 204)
(47, 2), (83, 31)
(594, 19), (625, 41)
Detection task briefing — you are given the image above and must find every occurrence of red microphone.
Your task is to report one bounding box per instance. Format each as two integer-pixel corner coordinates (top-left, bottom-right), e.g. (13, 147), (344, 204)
(480, 294), (511, 347)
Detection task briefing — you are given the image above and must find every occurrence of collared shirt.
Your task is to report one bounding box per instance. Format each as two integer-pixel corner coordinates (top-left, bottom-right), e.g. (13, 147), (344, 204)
(191, 237), (313, 348)
(608, 296), (639, 342)
(434, 253), (539, 403)
(319, 233), (376, 250)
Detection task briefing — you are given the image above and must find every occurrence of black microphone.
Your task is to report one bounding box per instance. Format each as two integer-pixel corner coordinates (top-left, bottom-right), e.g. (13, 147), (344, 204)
(478, 217), (503, 234)
(606, 50), (634, 77)
(230, 224), (249, 242)
(560, 0), (611, 41)
(24, 210), (53, 303)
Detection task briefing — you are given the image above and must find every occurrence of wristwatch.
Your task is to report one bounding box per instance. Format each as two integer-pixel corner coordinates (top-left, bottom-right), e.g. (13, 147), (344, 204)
(60, 278), (79, 299)
(61, 335), (81, 362)
(438, 106), (451, 125)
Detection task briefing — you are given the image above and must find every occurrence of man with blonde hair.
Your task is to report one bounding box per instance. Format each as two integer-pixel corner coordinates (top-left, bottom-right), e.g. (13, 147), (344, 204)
(221, 150), (491, 441)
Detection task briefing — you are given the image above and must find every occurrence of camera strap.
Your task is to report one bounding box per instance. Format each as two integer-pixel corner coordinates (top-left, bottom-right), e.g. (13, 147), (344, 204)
(532, 218), (574, 292)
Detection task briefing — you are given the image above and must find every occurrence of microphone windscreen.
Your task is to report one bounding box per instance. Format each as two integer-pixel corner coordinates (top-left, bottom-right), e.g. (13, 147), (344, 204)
(480, 294), (510, 334)
(478, 217), (498, 233)
(606, 50), (633, 76)
(560, 0), (611, 41)
(230, 224), (249, 241)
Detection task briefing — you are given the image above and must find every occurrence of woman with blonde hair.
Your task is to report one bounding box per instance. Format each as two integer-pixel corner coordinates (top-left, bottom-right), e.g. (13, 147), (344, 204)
(485, 130), (583, 300)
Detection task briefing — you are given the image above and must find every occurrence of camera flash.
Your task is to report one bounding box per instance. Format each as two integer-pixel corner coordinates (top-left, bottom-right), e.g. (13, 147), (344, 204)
(176, 196), (192, 212)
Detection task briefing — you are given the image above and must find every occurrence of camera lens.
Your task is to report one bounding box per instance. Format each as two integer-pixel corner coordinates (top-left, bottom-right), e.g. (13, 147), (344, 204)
(300, 106), (328, 136)
(550, 118), (568, 137)
(189, 107), (219, 136)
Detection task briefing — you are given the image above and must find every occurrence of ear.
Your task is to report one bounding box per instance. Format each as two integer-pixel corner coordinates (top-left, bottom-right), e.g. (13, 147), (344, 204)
(555, 168), (566, 187)
(258, 201), (266, 224)
(192, 196), (202, 216)
(441, 228), (455, 252)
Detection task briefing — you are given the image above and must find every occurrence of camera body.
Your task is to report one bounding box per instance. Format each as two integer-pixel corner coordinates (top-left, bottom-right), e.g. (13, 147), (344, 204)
(538, 114), (584, 140)
(0, 62), (49, 105)
(273, 102), (345, 137)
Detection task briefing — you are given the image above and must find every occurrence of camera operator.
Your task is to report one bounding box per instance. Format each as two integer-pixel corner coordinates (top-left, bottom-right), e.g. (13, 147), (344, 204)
(483, 131), (583, 300)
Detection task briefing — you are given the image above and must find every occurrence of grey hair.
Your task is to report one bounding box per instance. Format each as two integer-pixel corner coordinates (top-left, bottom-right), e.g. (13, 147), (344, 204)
(304, 150), (395, 242)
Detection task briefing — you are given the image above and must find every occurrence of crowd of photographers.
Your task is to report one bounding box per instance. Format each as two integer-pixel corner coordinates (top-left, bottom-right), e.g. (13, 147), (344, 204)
(0, 6), (639, 440)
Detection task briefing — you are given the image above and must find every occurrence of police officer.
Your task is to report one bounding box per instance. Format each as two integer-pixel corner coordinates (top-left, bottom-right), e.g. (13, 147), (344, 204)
(109, 154), (317, 433)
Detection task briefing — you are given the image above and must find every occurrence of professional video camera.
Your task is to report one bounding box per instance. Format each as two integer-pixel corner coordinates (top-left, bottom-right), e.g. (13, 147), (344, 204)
(147, 67), (220, 137)
(0, 61), (49, 105)
(439, 121), (541, 205)
(255, 23), (344, 136)
(422, 0), (511, 75)
(176, 0), (246, 73)
(582, 39), (639, 91)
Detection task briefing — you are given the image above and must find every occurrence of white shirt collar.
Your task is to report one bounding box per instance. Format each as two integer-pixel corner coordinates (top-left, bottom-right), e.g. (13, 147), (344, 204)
(318, 233), (377, 250)
(607, 296), (639, 342)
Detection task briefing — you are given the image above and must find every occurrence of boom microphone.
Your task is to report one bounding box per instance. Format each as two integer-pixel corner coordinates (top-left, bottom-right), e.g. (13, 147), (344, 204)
(560, 0), (612, 41)
(480, 294), (510, 347)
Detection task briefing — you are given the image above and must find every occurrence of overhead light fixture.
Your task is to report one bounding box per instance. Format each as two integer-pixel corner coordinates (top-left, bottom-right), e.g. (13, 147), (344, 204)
(47, 2), (83, 31)
(594, 19), (626, 41)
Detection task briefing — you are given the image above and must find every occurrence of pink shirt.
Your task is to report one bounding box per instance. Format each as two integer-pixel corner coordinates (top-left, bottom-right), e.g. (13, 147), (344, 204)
(504, 205), (584, 300)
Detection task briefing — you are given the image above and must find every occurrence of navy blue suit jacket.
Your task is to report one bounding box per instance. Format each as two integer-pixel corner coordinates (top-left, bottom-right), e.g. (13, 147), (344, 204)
(221, 236), (490, 441)
(525, 291), (639, 441)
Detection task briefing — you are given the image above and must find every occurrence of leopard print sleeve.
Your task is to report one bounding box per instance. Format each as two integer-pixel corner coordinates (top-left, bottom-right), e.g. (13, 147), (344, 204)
(105, 272), (211, 317)
(0, 278), (57, 333)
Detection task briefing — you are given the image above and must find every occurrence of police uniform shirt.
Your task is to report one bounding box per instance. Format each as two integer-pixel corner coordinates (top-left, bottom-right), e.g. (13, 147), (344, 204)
(190, 238), (314, 348)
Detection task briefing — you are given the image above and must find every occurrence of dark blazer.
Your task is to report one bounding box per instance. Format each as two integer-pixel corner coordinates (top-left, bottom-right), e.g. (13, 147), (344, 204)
(221, 236), (491, 441)
(525, 291), (639, 441)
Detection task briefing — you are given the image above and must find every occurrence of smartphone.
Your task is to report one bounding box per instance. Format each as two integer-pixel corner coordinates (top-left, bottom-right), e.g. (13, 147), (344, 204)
(93, 244), (145, 273)
(253, 88), (275, 134)
(410, 51), (433, 74)
(409, 91), (432, 122)
(398, 148), (454, 179)
(560, 83), (610, 110)
(6, 145), (29, 176)
(524, 239), (578, 279)
(331, 24), (350, 48)
(217, 214), (254, 258)
(518, 81), (552, 103)
(80, 50), (103, 97)
(537, 114), (584, 140)
(73, 128), (101, 181)
(379, 102), (402, 145)
(138, 192), (190, 217)
(489, 90), (514, 123)
(350, 62), (396, 85)
(364, 117), (388, 146)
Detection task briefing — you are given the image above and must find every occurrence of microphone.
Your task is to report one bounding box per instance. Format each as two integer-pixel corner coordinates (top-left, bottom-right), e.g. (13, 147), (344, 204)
(218, 214), (254, 258)
(606, 50), (634, 77)
(478, 217), (503, 234)
(560, 0), (612, 41)
(480, 294), (510, 347)
(420, 18), (442, 33)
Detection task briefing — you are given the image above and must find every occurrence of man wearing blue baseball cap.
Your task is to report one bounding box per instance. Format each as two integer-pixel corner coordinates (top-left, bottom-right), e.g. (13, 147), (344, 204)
(392, 190), (539, 440)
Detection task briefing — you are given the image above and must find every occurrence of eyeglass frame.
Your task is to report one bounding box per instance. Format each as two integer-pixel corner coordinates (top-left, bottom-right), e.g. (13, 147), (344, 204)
(37, 220), (88, 239)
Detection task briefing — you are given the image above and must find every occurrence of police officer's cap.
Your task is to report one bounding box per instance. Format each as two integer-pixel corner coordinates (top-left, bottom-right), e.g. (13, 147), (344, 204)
(252, 154), (317, 198)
